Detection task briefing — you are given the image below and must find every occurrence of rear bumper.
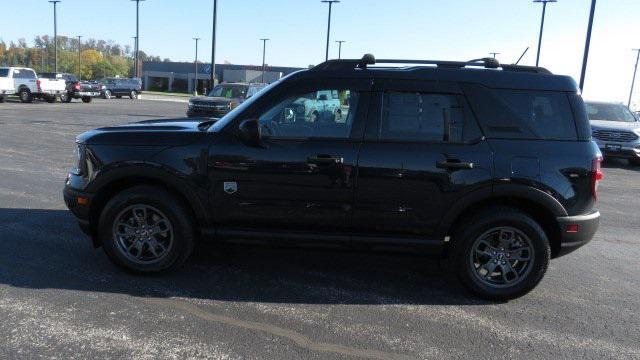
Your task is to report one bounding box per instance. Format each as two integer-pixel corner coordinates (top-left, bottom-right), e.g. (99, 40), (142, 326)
(555, 210), (600, 257)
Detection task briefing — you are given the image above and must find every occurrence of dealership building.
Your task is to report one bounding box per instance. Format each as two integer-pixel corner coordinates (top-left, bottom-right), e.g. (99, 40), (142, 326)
(142, 61), (304, 93)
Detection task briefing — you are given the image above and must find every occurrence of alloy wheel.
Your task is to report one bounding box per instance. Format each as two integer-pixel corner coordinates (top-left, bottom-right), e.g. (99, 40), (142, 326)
(112, 204), (174, 265)
(469, 227), (534, 288)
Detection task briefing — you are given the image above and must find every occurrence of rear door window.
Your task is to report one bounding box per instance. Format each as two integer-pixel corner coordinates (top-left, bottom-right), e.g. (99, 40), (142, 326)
(379, 91), (479, 143)
(462, 83), (577, 140)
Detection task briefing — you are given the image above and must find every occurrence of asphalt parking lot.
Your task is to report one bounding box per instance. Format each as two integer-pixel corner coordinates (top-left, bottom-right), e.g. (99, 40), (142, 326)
(0, 97), (639, 359)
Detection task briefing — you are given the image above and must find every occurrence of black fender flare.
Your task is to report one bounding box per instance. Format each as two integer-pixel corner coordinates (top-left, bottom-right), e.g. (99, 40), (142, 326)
(435, 183), (567, 238)
(86, 163), (211, 228)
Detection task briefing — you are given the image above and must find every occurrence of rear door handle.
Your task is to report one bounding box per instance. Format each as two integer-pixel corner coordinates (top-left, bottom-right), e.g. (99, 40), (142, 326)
(307, 155), (344, 165)
(436, 159), (474, 170)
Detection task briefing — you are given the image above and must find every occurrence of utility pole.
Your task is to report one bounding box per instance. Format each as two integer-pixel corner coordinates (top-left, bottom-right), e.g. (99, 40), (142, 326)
(628, 49), (640, 108)
(77, 35), (82, 80)
(49, 1), (60, 72)
(579, 0), (597, 92)
(131, 0), (145, 78)
(260, 38), (269, 83)
(210, 0), (218, 87)
(335, 40), (345, 59)
(533, 0), (557, 67)
(490, 52), (500, 59)
(131, 36), (138, 76)
(321, 0), (339, 61)
(193, 37), (200, 95)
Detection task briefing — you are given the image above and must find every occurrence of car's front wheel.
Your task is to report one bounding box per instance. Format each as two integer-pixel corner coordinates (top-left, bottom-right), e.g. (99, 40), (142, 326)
(129, 90), (138, 99)
(81, 96), (92, 103)
(451, 207), (550, 301)
(98, 186), (194, 273)
(103, 90), (112, 99)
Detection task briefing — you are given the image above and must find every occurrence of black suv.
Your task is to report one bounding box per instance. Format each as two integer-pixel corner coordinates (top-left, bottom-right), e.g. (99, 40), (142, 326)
(63, 55), (601, 300)
(99, 77), (142, 99)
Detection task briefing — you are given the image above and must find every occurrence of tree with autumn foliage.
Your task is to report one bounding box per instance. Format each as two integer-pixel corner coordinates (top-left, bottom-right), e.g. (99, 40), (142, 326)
(0, 35), (165, 80)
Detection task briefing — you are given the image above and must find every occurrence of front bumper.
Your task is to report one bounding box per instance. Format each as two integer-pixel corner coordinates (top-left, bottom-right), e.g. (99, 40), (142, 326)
(555, 210), (600, 257)
(63, 183), (94, 238)
(593, 139), (640, 159)
(187, 107), (230, 118)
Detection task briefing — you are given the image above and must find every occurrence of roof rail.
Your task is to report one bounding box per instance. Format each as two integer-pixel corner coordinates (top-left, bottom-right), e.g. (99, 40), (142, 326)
(311, 54), (552, 74)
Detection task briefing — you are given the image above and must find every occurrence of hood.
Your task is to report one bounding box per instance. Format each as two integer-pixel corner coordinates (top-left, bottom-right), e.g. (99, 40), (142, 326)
(189, 96), (234, 104)
(590, 120), (640, 133)
(77, 118), (216, 146)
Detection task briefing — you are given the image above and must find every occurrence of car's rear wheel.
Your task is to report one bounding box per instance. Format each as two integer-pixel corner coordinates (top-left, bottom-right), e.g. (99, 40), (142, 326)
(60, 92), (72, 103)
(129, 90), (138, 99)
(98, 186), (194, 273)
(81, 96), (92, 103)
(451, 207), (550, 301)
(19, 88), (32, 103)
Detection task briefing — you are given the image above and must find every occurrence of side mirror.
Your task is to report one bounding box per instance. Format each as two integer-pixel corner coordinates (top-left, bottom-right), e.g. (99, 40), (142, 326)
(238, 119), (262, 146)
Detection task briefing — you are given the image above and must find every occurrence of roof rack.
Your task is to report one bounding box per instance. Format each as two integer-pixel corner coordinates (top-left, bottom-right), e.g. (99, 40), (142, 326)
(311, 54), (552, 74)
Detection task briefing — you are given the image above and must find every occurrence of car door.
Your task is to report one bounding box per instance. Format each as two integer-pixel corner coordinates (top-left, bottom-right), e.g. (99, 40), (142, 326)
(208, 77), (371, 237)
(352, 79), (493, 240)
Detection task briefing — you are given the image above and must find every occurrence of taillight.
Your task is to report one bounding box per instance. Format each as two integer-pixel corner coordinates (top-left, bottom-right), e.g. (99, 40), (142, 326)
(74, 82), (81, 90)
(591, 156), (603, 200)
(36, 79), (42, 93)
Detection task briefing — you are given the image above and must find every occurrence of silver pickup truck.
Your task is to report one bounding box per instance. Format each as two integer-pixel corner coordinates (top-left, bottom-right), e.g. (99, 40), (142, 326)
(586, 101), (640, 165)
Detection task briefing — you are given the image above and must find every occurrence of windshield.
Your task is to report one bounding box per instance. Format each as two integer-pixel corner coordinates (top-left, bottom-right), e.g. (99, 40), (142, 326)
(209, 81), (281, 132)
(586, 103), (637, 122)
(208, 84), (248, 99)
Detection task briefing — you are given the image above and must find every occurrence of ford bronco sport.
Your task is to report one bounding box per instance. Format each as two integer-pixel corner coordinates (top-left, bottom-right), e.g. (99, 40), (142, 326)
(64, 55), (601, 300)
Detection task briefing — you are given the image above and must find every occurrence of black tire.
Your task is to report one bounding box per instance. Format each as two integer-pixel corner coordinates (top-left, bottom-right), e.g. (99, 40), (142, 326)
(0, 95), (5, 103)
(45, 95), (57, 103)
(129, 90), (138, 99)
(81, 96), (92, 103)
(103, 90), (112, 99)
(98, 185), (194, 273)
(19, 88), (33, 103)
(60, 92), (72, 103)
(451, 207), (550, 301)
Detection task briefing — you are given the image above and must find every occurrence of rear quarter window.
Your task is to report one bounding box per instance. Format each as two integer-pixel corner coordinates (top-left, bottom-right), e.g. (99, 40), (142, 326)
(0, 69), (8, 77)
(462, 83), (577, 140)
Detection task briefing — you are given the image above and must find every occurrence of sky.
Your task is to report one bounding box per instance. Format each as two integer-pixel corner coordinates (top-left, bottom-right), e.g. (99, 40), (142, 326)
(3, 0), (640, 106)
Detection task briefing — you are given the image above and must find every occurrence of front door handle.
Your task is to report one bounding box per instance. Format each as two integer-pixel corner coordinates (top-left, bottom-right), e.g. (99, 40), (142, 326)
(436, 159), (474, 170)
(307, 155), (344, 165)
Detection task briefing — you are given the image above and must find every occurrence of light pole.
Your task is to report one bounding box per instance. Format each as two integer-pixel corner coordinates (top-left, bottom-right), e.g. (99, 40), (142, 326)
(579, 0), (597, 92)
(210, 0), (218, 87)
(628, 49), (640, 108)
(49, 1), (60, 72)
(335, 40), (345, 59)
(131, 0), (145, 78)
(533, 0), (557, 67)
(193, 37), (200, 95)
(260, 38), (269, 83)
(490, 52), (500, 59)
(131, 36), (138, 76)
(77, 35), (82, 80)
(321, 0), (339, 61)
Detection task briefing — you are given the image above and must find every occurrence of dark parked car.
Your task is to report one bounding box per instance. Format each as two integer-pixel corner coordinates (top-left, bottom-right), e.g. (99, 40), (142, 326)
(64, 55), (601, 300)
(187, 82), (267, 118)
(39, 72), (102, 103)
(99, 77), (142, 99)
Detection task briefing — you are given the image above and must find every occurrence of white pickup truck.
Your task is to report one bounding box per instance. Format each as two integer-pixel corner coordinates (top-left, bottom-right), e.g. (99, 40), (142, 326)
(0, 67), (66, 103)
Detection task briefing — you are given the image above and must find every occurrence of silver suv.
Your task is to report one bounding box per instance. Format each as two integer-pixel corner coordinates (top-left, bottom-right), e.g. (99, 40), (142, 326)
(586, 101), (640, 165)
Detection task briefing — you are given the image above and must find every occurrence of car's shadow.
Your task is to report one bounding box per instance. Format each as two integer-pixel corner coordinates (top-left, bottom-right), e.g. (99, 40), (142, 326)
(0, 208), (484, 305)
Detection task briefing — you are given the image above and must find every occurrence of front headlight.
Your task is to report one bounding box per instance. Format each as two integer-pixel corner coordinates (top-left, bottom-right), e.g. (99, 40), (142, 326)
(188, 100), (194, 107)
(71, 142), (86, 175)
